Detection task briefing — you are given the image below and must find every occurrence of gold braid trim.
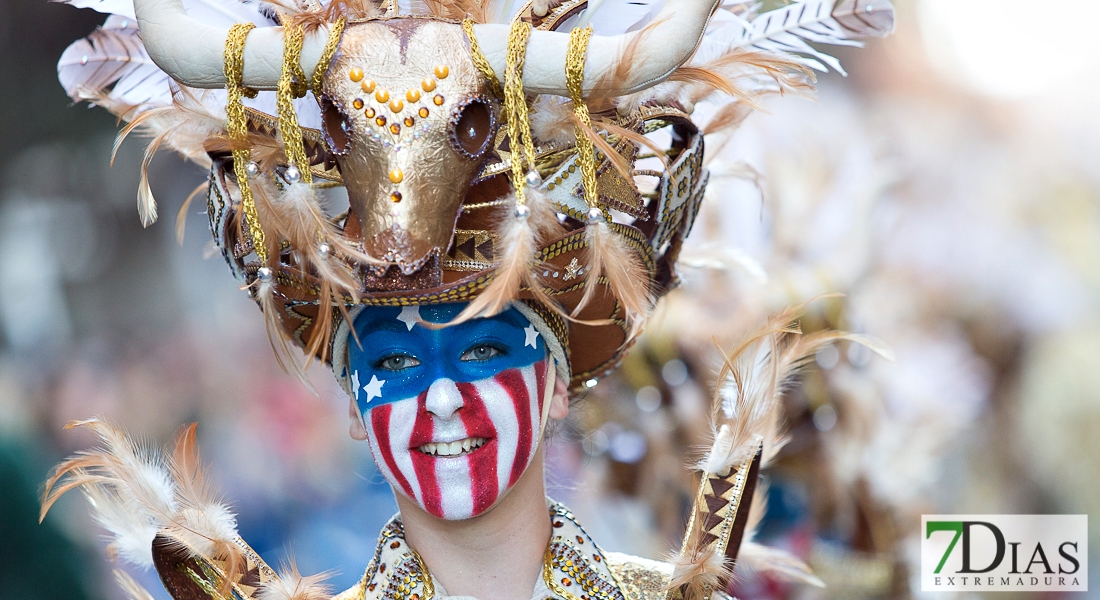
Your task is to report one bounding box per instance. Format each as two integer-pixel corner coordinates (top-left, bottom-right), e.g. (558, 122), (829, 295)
(278, 23), (312, 183)
(310, 17), (346, 94)
(463, 18), (503, 98)
(503, 20), (534, 205)
(224, 22), (267, 263)
(567, 26), (601, 214)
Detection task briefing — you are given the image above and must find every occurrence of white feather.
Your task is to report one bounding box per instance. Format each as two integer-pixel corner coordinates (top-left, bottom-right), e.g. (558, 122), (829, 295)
(697, 0), (895, 75)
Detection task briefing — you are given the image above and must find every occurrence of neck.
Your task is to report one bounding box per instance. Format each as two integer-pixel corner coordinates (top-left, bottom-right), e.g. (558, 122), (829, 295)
(396, 448), (552, 600)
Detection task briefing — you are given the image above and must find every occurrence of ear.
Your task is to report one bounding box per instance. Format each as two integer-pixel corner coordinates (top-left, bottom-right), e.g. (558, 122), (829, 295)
(548, 374), (569, 420)
(349, 396), (368, 441)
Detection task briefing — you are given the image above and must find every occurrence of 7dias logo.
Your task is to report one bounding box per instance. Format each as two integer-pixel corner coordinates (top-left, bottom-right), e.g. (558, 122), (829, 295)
(922, 515), (1087, 592)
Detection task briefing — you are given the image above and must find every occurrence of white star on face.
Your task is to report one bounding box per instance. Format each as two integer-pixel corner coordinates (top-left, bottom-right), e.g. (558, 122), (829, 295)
(362, 375), (386, 404)
(397, 305), (421, 331)
(524, 324), (540, 348)
(351, 370), (361, 402)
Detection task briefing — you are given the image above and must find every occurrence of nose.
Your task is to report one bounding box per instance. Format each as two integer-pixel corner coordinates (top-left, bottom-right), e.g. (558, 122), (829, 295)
(424, 378), (464, 420)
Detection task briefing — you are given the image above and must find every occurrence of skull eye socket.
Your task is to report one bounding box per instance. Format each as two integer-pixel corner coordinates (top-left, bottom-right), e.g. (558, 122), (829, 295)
(449, 96), (495, 160)
(321, 95), (352, 155)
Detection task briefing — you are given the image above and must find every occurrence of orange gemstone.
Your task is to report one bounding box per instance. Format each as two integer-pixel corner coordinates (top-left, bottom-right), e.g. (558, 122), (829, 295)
(391, 191), (402, 203)
(365, 107), (376, 118)
(389, 169), (404, 184)
(389, 98), (405, 113)
(349, 67), (364, 82)
(404, 117), (415, 127)
(434, 64), (450, 79)
(433, 95), (444, 106)
(421, 78), (437, 92)
(361, 79), (376, 93)
(376, 116), (387, 127)
(418, 107), (429, 118)
(390, 123), (401, 135)
(375, 89), (390, 103)
(352, 98), (364, 110)
(406, 89), (421, 103)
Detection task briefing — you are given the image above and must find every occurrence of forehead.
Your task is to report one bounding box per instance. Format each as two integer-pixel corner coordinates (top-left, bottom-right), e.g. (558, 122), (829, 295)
(353, 304), (531, 335)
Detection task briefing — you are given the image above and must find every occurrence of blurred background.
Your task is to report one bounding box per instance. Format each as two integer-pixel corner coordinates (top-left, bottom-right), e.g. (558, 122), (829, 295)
(2, 0), (1099, 598)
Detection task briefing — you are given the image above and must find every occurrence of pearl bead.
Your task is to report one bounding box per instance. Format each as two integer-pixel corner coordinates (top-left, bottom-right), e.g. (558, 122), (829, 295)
(257, 267), (274, 283)
(284, 165), (301, 184)
(318, 243), (331, 259)
(514, 204), (530, 219)
(587, 207), (604, 222)
(245, 161), (260, 177)
(525, 171), (543, 187)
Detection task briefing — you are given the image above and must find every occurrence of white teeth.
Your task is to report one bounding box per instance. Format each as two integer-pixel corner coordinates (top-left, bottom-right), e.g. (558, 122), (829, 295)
(418, 437), (486, 457)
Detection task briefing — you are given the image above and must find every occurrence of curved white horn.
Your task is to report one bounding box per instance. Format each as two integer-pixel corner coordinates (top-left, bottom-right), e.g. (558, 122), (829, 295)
(133, 0), (331, 90)
(472, 0), (721, 97)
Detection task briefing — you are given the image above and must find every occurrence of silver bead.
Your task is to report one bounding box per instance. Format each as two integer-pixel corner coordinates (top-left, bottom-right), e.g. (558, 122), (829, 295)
(525, 171), (543, 187)
(284, 165), (301, 184)
(257, 266), (274, 283)
(318, 242), (331, 259)
(587, 207), (604, 223)
(514, 204), (531, 219)
(245, 161), (260, 177)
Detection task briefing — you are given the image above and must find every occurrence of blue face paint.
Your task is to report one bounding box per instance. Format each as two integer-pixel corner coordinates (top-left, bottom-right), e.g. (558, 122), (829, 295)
(347, 303), (546, 412)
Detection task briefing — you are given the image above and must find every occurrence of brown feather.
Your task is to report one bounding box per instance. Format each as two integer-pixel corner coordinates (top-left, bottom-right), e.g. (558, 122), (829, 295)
(574, 220), (652, 337)
(568, 114), (635, 184)
(175, 180), (209, 244)
(450, 191), (564, 325)
(283, 0), (384, 32)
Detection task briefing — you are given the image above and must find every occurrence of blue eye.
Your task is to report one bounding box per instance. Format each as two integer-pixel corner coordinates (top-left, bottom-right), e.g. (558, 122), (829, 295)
(460, 344), (503, 362)
(377, 354), (421, 371)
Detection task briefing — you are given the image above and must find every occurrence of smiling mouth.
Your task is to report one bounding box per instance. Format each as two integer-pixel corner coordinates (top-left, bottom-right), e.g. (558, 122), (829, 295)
(417, 437), (487, 457)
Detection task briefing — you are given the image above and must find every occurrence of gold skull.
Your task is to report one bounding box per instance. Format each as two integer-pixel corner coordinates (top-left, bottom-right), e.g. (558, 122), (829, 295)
(320, 20), (499, 276)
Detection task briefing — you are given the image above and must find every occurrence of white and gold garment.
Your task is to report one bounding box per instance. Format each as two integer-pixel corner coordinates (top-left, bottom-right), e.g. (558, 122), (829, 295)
(333, 502), (677, 600)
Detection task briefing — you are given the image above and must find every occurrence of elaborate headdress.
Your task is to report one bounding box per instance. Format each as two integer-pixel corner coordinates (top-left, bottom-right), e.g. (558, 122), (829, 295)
(59, 0), (893, 391)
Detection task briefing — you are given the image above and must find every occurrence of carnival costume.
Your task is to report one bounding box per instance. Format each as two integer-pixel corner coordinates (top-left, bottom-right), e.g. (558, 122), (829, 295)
(41, 1), (894, 599)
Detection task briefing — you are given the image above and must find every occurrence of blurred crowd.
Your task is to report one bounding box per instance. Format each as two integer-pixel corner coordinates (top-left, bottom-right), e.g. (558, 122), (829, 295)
(2, 1), (1099, 599)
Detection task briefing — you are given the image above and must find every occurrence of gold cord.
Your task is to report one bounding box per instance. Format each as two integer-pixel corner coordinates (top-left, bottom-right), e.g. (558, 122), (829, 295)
(567, 26), (601, 214)
(311, 17), (346, 94)
(277, 23), (312, 184)
(503, 20), (535, 205)
(224, 22), (267, 263)
(463, 18), (503, 98)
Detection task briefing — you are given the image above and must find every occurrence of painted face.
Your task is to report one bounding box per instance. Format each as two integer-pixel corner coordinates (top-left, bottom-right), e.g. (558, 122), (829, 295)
(347, 303), (552, 520)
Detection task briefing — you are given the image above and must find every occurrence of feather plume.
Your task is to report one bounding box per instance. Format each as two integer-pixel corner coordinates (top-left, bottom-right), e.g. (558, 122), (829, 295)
(575, 219), (652, 337)
(568, 115), (635, 183)
(702, 0), (895, 75)
(283, 0), (384, 31)
(422, 0), (492, 22)
(258, 563), (333, 600)
(58, 17), (171, 111)
(40, 419), (263, 598)
(176, 181), (210, 244)
(739, 542), (825, 587)
(530, 96), (576, 146)
(110, 86), (226, 226)
(451, 189), (565, 324)
(113, 569), (158, 600)
(667, 542), (731, 600)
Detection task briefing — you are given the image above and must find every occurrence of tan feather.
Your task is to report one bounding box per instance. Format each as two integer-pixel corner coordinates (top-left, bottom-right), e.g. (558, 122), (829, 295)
(739, 542), (825, 588)
(574, 220), (652, 337)
(258, 562), (333, 600)
(667, 542), (731, 600)
(422, 0), (492, 22)
(283, 0), (385, 32)
(450, 192), (563, 325)
(568, 114), (635, 184)
(113, 569), (157, 600)
(175, 180), (209, 244)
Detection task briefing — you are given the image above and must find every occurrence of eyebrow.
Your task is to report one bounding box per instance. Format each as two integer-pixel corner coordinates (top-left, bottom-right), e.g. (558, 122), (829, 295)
(356, 319), (410, 337)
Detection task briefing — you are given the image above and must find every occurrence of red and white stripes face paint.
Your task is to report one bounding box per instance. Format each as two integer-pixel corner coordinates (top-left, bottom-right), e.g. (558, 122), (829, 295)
(365, 360), (549, 520)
